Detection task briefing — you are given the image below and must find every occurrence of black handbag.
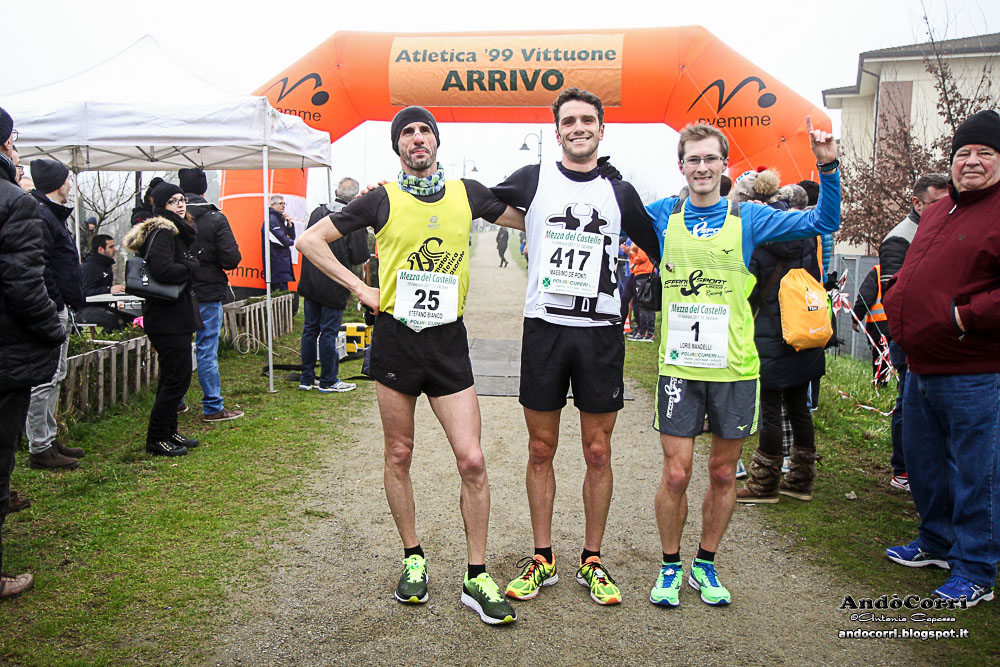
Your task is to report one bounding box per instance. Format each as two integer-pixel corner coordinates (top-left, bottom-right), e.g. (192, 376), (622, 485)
(125, 229), (184, 302)
(636, 271), (661, 312)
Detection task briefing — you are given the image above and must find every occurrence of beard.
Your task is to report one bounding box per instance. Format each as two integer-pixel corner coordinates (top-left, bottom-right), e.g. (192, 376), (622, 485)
(401, 148), (437, 172)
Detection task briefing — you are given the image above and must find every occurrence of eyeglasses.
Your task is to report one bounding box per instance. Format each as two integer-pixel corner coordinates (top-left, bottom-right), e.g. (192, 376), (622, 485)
(165, 196), (187, 206)
(9, 129), (18, 143)
(683, 155), (723, 167)
(15, 164), (23, 174)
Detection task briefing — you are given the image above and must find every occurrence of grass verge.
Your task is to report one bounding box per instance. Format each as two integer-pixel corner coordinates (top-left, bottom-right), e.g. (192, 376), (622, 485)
(2, 320), (370, 665)
(625, 333), (998, 663)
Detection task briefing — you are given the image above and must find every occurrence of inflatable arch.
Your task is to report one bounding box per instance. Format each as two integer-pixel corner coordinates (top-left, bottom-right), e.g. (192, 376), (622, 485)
(222, 26), (831, 289)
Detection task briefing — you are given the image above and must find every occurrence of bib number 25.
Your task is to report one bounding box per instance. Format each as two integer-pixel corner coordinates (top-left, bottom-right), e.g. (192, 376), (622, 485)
(413, 289), (440, 311)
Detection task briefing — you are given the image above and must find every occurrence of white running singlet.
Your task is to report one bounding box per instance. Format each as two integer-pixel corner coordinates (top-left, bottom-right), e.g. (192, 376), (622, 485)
(523, 160), (623, 327)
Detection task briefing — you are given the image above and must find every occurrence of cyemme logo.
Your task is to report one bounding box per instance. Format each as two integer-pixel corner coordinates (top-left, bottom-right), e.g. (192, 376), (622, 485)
(264, 73), (329, 123)
(688, 76), (777, 130)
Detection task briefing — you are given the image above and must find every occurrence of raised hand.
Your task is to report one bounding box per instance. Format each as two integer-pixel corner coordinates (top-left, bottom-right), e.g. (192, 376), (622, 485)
(806, 115), (838, 164)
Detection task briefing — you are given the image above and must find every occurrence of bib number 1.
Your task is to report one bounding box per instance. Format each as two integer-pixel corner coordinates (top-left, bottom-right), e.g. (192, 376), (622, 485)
(664, 302), (730, 368)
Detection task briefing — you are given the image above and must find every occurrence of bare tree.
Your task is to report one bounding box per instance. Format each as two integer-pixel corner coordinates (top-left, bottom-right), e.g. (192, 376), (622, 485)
(839, 19), (998, 252)
(77, 171), (138, 233)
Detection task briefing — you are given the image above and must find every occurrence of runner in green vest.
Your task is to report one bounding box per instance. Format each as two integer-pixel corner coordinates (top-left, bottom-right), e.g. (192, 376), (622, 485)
(644, 119), (840, 609)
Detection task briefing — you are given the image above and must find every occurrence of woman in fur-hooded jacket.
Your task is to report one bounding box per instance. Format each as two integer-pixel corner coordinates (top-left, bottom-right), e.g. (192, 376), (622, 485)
(123, 182), (202, 456)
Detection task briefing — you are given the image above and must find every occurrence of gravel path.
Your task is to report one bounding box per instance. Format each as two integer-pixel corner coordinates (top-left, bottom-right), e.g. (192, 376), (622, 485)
(212, 233), (919, 666)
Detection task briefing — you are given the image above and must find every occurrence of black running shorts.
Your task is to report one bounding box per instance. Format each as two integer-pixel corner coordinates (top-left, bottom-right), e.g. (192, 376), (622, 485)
(369, 315), (475, 397)
(519, 317), (625, 413)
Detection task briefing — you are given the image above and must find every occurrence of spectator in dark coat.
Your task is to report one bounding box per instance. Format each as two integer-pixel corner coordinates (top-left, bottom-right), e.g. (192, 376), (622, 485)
(0, 108), (65, 600)
(737, 242), (825, 504)
(25, 158), (85, 470)
(130, 177), (164, 226)
(181, 168), (243, 422)
(77, 233), (132, 332)
(298, 178), (367, 392)
(263, 195), (295, 288)
(123, 182), (202, 457)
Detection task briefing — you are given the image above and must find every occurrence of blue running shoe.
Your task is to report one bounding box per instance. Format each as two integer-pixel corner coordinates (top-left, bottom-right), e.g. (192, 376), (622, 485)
(886, 541), (949, 570)
(933, 576), (994, 607)
(689, 558), (730, 606)
(650, 562), (683, 607)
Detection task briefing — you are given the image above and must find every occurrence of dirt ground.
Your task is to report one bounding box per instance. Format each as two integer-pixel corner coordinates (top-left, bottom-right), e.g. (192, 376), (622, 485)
(211, 233), (921, 666)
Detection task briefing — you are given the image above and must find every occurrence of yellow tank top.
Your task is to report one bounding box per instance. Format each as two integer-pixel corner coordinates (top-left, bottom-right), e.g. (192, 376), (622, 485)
(377, 182), (472, 328)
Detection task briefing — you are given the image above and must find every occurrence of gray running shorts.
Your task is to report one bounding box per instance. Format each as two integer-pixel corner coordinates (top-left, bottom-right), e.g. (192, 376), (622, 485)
(653, 375), (760, 439)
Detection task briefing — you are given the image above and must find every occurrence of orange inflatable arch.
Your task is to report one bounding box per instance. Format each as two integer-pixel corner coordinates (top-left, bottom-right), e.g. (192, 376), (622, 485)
(222, 26), (830, 290)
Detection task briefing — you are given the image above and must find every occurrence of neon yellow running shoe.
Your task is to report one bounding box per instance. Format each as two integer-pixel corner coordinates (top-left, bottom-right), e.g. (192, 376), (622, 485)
(505, 555), (559, 600)
(462, 572), (517, 625)
(650, 561), (683, 607)
(575, 556), (622, 605)
(689, 558), (731, 606)
(394, 554), (428, 604)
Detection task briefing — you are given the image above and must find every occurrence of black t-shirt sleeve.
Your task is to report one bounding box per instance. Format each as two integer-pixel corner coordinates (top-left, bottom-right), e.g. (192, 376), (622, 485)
(462, 179), (509, 223)
(614, 180), (660, 265)
(490, 164), (540, 210)
(330, 188), (389, 236)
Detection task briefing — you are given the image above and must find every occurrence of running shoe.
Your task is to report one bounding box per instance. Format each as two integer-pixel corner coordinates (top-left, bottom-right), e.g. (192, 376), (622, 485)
(575, 556), (622, 605)
(650, 562), (683, 607)
(462, 572), (517, 624)
(505, 555), (558, 600)
(735, 457), (747, 480)
(689, 558), (731, 606)
(933, 576), (994, 607)
(886, 540), (950, 569)
(890, 474), (910, 491)
(319, 380), (356, 393)
(394, 554), (428, 604)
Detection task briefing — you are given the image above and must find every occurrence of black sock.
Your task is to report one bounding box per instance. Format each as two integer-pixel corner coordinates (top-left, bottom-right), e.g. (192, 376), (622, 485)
(663, 551), (681, 564)
(581, 548), (601, 563)
(404, 545), (424, 559)
(467, 563), (486, 579)
(534, 546), (553, 563)
(696, 544), (716, 563)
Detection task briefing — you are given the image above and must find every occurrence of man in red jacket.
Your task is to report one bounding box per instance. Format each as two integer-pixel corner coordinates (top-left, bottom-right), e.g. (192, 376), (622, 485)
(883, 109), (1000, 607)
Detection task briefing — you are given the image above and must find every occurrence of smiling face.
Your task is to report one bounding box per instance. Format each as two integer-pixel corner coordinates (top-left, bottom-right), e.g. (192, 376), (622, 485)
(951, 144), (1000, 193)
(397, 121), (438, 177)
(556, 99), (603, 169)
(678, 136), (729, 203)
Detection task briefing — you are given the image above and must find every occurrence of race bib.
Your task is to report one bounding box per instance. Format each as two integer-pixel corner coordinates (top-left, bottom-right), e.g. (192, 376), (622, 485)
(664, 302), (729, 368)
(393, 270), (459, 332)
(538, 228), (603, 298)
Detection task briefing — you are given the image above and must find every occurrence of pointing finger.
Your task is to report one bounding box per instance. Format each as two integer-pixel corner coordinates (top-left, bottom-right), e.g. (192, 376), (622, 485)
(806, 115), (814, 135)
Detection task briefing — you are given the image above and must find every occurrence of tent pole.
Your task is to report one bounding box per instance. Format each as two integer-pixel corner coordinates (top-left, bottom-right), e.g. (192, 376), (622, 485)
(73, 167), (83, 257)
(263, 147), (276, 393)
(327, 167), (333, 203)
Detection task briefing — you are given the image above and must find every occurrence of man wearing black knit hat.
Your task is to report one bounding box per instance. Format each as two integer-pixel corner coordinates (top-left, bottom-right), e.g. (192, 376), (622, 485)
(296, 106), (525, 625)
(884, 109), (1000, 607)
(180, 167), (244, 423)
(26, 158), (86, 470)
(0, 106), (66, 600)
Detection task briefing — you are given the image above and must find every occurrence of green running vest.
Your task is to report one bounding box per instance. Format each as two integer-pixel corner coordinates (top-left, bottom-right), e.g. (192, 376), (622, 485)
(658, 199), (759, 382)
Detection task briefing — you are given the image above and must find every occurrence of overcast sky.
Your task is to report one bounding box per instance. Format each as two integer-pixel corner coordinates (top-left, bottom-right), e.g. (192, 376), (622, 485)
(2, 0), (996, 204)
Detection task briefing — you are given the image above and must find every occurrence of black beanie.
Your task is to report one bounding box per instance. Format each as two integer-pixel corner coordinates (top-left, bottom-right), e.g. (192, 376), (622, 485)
(951, 109), (1000, 160)
(0, 107), (12, 145)
(390, 106), (440, 155)
(152, 182), (184, 209)
(178, 167), (207, 195)
(30, 159), (70, 194)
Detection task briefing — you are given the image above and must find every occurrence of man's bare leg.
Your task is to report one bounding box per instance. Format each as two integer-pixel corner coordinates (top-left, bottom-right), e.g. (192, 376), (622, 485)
(523, 407), (561, 550)
(655, 434), (695, 554)
(699, 435), (744, 552)
(579, 410), (617, 552)
(428, 386), (487, 564)
(376, 382), (420, 548)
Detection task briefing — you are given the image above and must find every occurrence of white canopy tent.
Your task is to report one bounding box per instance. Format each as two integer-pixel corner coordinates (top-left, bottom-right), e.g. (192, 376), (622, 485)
(4, 35), (332, 391)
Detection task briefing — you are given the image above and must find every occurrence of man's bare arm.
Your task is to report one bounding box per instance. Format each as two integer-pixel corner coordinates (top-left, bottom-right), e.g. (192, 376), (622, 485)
(494, 205), (525, 231)
(295, 217), (380, 311)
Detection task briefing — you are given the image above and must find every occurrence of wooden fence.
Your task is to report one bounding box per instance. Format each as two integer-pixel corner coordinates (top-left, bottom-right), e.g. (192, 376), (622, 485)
(222, 293), (295, 350)
(61, 336), (159, 417)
